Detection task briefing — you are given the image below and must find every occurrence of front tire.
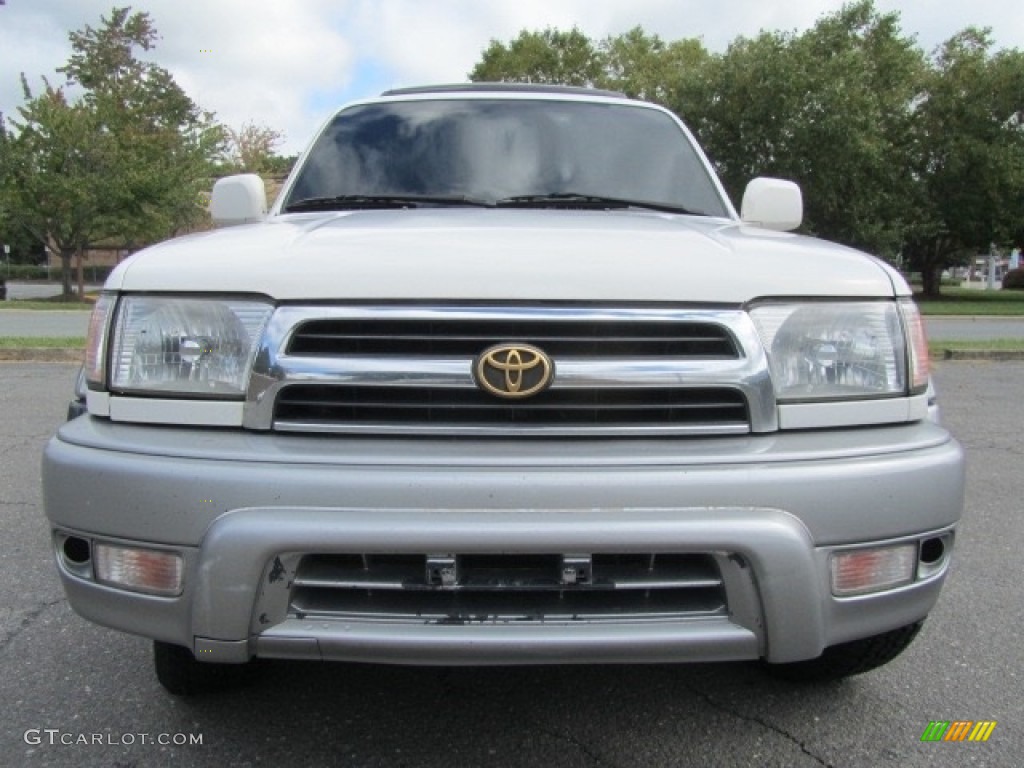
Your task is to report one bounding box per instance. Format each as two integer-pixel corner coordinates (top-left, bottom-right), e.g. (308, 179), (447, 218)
(763, 621), (924, 683)
(153, 641), (262, 695)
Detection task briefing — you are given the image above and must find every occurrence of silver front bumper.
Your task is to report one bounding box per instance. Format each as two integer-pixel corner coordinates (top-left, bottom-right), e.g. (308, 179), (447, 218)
(43, 416), (964, 665)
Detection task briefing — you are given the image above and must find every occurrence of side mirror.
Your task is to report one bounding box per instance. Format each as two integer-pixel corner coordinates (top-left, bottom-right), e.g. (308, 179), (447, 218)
(211, 174), (267, 227)
(740, 177), (802, 232)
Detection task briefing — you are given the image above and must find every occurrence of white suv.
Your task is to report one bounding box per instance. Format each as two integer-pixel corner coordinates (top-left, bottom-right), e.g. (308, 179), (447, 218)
(44, 84), (964, 694)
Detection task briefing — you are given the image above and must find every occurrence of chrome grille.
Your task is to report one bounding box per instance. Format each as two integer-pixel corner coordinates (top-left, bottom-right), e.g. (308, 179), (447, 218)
(243, 306), (778, 435)
(288, 553), (726, 623)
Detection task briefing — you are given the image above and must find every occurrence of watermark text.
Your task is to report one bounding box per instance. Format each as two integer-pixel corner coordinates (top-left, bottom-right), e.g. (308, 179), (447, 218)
(25, 729), (203, 747)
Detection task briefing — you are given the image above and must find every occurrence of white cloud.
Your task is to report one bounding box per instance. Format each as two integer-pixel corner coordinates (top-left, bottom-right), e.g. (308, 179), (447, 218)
(1, 0), (357, 152)
(2, 0), (1023, 154)
(154, 0), (356, 153)
(0, 1), (85, 112)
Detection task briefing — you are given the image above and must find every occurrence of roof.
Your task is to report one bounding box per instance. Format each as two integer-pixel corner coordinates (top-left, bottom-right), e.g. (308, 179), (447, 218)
(380, 83), (628, 99)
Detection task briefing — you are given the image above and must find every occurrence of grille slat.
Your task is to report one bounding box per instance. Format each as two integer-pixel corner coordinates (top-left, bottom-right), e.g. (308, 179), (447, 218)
(288, 319), (738, 358)
(288, 553), (727, 622)
(275, 385), (748, 429)
(296, 334), (726, 344)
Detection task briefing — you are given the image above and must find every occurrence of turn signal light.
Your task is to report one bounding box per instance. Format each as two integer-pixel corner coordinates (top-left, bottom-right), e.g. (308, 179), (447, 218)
(94, 543), (183, 596)
(831, 544), (916, 596)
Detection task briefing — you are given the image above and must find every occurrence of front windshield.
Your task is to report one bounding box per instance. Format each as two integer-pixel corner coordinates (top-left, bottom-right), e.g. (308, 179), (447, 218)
(284, 98), (730, 216)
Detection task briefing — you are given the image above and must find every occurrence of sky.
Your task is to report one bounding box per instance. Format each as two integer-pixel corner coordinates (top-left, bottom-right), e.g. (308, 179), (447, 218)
(2, 0), (1023, 155)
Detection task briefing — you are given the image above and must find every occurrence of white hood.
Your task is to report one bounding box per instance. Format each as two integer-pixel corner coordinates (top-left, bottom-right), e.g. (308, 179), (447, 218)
(108, 209), (901, 303)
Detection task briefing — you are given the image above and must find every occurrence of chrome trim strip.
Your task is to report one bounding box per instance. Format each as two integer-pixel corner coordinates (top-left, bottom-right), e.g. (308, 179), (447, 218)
(779, 394), (928, 431)
(272, 421), (752, 437)
(288, 609), (729, 624)
(245, 305), (777, 434)
(291, 577), (724, 591)
(109, 397), (245, 427)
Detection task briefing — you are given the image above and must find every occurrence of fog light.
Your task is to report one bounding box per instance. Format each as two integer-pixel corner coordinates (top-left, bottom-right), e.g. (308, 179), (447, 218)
(94, 543), (183, 596)
(56, 533), (92, 580)
(918, 533), (953, 580)
(831, 544), (916, 596)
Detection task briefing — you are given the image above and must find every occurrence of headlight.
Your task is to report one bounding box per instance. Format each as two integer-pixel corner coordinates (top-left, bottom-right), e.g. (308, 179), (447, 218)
(109, 297), (273, 397)
(750, 301), (914, 401)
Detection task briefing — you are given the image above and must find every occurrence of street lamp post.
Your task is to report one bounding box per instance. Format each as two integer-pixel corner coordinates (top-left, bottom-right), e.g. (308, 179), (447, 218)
(1, 244), (8, 302)
(987, 243), (997, 291)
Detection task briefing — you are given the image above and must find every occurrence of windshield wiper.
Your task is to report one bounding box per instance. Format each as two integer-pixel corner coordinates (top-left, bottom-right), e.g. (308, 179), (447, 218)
(495, 193), (700, 215)
(285, 192), (702, 215)
(284, 194), (492, 212)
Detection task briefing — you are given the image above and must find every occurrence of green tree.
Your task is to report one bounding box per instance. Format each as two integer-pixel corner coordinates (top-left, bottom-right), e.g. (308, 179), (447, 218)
(466, 3), (924, 259)
(470, 27), (603, 86)
(222, 122), (285, 174)
(904, 29), (1024, 296)
(468, 25), (712, 109)
(60, 6), (224, 245)
(263, 153), (298, 176)
(700, 1), (924, 256)
(0, 115), (43, 267)
(1, 6), (224, 298)
(599, 27), (711, 107)
(1, 79), (114, 297)
(468, 1), (1024, 297)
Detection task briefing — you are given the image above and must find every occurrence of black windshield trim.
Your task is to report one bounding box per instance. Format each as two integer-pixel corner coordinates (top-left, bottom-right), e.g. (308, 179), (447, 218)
(495, 193), (701, 216)
(284, 194), (493, 212)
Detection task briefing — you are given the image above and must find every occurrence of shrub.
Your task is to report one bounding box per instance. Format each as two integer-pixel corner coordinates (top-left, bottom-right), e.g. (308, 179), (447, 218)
(3, 265), (50, 280)
(1, 264), (114, 282)
(1002, 268), (1024, 290)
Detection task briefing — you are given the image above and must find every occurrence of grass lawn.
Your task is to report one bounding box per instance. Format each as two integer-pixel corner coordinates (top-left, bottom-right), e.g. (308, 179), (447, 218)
(1, 300), (93, 311)
(929, 338), (1024, 353)
(0, 336), (85, 348)
(914, 288), (1024, 315)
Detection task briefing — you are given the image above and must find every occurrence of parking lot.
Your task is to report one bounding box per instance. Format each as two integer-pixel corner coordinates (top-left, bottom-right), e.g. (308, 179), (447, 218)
(1, 361), (1021, 767)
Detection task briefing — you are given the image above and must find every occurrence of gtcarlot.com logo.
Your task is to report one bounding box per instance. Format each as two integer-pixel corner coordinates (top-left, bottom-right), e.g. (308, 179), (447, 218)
(920, 720), (997, 742)
(24, 729), (203, 747)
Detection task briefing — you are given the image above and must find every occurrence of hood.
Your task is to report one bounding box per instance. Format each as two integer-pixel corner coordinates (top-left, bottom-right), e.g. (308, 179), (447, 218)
(108, 209), (901, 303)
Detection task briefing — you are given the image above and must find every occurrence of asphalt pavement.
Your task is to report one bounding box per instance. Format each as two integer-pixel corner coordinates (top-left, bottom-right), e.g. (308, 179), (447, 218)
(0, 310), (91, 338)
(0, 361), (1020, 767)
(0, 282), (96, 338)
(925, 316), (1024, 340)
(3, 282), (100, 301)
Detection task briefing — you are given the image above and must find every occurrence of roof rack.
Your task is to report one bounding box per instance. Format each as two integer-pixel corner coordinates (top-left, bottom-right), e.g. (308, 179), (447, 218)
(381, 83), (628, 99)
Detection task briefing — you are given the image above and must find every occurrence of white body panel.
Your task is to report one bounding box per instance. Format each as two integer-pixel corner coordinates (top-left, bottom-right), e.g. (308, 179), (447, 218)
(106, 209), (903, 302)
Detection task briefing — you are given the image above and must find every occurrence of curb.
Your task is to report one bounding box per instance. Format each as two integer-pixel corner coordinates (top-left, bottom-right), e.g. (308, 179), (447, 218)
(0, 348), (84, 362)
(938, 349), (1024, 361)
(925, 315), (1024, 321)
